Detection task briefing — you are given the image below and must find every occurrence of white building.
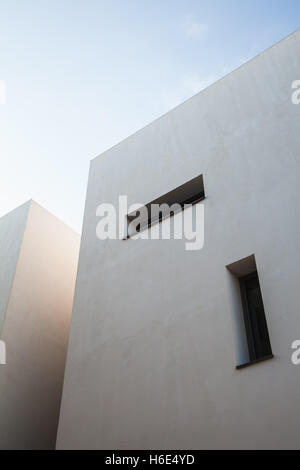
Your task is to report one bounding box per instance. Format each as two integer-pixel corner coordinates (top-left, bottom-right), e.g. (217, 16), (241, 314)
(0, 200), (80, 449)
(57, 30), (300, 449)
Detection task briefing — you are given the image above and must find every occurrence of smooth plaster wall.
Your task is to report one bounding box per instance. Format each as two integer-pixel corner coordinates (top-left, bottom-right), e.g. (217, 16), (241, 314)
(0, 201), (80, 449)
(0, 201), (30, 334)
(57, 30), (300, 449)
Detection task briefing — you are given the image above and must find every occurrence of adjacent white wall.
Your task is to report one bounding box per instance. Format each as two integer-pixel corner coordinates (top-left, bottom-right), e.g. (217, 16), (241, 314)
(57, 30), (300, 449)
(0, 201), (80, 449)
(0, 201), (30, 333)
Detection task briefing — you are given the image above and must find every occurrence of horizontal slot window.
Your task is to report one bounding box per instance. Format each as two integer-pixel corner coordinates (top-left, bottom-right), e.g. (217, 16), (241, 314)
(126, 174), (205, 237)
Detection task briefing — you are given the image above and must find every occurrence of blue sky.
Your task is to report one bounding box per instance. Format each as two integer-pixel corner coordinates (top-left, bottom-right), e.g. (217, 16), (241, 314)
(0, 0), (299, 231)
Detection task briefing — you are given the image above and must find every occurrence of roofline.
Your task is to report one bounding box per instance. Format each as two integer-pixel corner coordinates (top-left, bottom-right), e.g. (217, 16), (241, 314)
(91, 28), (300, 164)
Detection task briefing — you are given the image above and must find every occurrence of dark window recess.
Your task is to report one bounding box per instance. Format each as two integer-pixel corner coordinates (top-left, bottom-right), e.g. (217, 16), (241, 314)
(127, 174), (205, 235)
(239, 271), (272, 362)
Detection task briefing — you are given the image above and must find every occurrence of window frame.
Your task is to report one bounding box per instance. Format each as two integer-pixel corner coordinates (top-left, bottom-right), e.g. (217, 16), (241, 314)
(126, 174), (205, 238)
(239, 271), (273, 366)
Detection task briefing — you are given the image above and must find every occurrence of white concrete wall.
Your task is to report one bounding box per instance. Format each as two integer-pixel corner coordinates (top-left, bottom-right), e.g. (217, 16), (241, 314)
(0, 201), (80, 449)
(57, 30), (300, 449)
(0, 202), (30, 333)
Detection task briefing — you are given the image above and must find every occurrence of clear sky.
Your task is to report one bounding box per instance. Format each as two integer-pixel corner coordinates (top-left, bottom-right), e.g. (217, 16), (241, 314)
(0, 0), (299, 232)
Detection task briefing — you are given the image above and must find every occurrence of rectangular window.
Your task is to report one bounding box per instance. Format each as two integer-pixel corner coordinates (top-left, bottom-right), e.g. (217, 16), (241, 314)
(226, 255), (273, 369)
(239, 271), (272, 366)
(126, 174), (205, 237)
